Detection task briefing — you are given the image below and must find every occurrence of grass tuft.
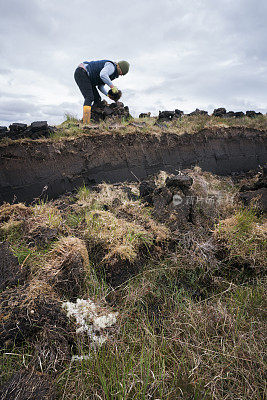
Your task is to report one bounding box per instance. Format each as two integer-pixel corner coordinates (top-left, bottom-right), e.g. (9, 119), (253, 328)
(214, 208), (267, 270)
(0, 169), (266, 400)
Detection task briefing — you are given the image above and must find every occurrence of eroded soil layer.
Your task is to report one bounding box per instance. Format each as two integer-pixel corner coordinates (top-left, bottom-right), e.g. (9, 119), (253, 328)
(0, 127), (266, 203)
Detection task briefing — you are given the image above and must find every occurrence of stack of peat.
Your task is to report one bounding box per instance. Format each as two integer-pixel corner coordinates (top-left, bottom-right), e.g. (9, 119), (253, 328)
(91, 100), (131, 122)
(212, 108), (263, 118)
(157, 109), (184, 121)
(155, 107), (264, 122)
(0, 121), (54, 140)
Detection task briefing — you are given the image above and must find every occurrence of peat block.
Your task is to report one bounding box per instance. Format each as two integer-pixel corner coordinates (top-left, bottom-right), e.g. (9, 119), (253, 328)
(0, 282), (71, 347)
(91, 100), (130, 122)
(0, 126), (8, 134)
(166, 175), (193, 190)
(30, 121), (48, 131)
(246, 110), (263, 118)
(189, 108), (208, 116)
(9, 123), (28, 133)
(0, 242), (27, 291)
(213, 108), (226, 117)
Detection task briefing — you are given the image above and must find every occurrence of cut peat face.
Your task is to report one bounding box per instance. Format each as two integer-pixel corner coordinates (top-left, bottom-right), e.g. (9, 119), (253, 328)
(0, 127), (266, 204)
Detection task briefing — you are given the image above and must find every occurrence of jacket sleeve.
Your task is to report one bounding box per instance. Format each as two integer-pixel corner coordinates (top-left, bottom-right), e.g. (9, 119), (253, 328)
(99, 62), (116, 86)
(98, 85), (108, 96)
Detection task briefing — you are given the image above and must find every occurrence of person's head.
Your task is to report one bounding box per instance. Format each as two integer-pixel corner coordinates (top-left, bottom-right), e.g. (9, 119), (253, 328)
(117, 60), (130, 76)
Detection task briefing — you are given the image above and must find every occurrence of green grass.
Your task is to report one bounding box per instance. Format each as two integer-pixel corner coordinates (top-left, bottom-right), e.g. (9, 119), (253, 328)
(50, 113), (267, 143)
(52, 114), (267, 141)
(55, 260), (266, 399)
(215, 207), (267, 269)
(65, 212), (85, 229)
(0, 342), (35, 387)
(0, 177), (266, 400)
(0, 114), (266, 145)
(64, 112), (79, 123)
(0, 219), (24, 242)
(56, 310), (210, 400)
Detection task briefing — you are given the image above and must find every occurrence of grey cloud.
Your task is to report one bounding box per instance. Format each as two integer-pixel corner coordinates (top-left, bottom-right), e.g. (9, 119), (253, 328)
(0, 97), (79, 125)
(0, 91), (35, 99)
(0, 0), (266, 124)
(0, 69), (11, 75)
(0, 99), (38, 113)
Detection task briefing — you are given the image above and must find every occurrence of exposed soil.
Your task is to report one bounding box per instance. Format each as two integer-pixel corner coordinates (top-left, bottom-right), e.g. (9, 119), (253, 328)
(0, 242), (28, 291)
(0, 165), (266, 399)
(0, 127), (266, 204)
(0, 120), (266, 399)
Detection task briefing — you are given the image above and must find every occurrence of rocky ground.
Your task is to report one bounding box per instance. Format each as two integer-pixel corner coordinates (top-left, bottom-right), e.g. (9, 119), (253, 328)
(0, 164), (266, 399)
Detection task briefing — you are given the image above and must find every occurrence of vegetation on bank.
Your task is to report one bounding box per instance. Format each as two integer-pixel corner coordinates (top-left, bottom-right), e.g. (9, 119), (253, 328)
(0, 113), (266, 145)
(52, 113), (267, 140)
(0, 168), (266, 399)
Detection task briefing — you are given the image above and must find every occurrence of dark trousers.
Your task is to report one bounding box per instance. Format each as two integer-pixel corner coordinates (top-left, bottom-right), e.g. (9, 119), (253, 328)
(74, 67), (101, 106)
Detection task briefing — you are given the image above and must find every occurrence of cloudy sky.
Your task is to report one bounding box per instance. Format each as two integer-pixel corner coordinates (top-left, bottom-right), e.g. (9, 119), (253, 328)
(0, 0), (266, 126)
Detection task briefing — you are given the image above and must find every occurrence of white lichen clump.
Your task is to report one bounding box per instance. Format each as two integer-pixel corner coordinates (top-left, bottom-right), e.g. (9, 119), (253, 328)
(62, 298), (118, 346)
(71, 355), (91, 362)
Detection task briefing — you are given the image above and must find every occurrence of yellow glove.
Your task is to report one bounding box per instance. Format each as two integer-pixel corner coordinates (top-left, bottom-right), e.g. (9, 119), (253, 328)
(111, 86), (119, 94)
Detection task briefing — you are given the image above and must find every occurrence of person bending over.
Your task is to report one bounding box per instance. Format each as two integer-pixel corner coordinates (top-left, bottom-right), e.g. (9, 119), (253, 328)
(74, 59), (130, 123)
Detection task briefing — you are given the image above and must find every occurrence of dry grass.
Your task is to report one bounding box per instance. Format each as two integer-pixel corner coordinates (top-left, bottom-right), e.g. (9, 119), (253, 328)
(0, 114), (266, 145)
(161, 281), (267, 400)
(188, 166), (238, 218)
(0, 201), (63, 246)
(0, 219), (25, 240)
(54, 114), (267, 140)
(84, 209), (154, 262)
(170, 114), (267, 133)
(0, 169), (266, 400)
(49, 236), (90, 267)
(0, 203), (32, 223)
(75, 183), (170, 262)
(214, 208), (267, 270)
(57, 265), (266, 399)
(23, 113), (267, 142)
(32, 201), (63, 229)
(39, 236), (91, 300)
(0, 203), (32, 240)
(76, 182), (135, 210)
(20, 277), (57, 305)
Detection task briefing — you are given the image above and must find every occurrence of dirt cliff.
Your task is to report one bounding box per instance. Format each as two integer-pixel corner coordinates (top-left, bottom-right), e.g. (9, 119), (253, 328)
(0, 126), (266, 204)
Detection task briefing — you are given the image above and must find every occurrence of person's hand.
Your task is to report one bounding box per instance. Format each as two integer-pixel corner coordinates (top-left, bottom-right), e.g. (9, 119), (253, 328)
(111, 86), (119, 94)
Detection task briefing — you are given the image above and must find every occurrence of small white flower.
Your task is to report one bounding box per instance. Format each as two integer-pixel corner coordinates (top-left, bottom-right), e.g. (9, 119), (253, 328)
(62, 298), (118, 347)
